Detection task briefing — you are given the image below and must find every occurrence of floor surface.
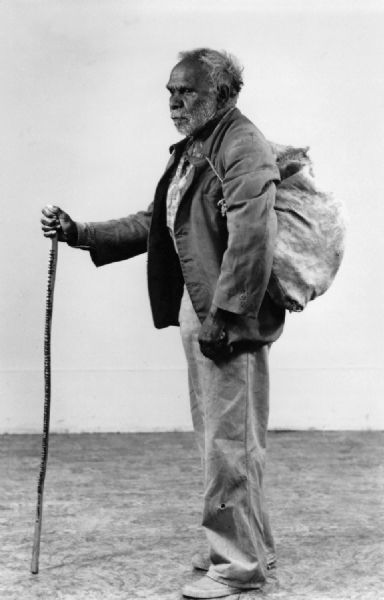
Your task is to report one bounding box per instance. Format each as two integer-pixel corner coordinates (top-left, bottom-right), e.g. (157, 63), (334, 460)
(1, 431), (383, 599)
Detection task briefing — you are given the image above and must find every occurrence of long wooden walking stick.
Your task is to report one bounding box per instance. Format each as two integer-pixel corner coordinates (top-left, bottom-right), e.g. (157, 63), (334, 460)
(31, 234), (58, 574)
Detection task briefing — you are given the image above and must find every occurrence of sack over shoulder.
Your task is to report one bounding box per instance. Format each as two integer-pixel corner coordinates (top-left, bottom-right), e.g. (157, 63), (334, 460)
(267, 142), (346, 312)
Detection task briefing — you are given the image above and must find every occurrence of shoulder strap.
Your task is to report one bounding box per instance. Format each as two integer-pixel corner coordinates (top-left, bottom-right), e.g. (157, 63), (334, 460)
(204, 155), (228, 217)
(204, 156), (223, 184)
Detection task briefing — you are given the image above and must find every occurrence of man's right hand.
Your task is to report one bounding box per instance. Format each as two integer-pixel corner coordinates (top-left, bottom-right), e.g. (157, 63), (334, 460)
(41, 205), (77, 244)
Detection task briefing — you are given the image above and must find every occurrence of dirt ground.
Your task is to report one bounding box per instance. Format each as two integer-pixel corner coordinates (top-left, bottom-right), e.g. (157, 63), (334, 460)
(1, 431), (383, 600)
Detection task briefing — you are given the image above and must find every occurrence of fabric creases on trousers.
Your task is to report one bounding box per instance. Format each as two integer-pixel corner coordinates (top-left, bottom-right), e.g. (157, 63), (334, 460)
(179, 287), (275, 589)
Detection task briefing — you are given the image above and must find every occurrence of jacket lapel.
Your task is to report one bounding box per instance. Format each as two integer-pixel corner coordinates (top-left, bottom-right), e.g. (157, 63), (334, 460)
(157, 108), (239, 219)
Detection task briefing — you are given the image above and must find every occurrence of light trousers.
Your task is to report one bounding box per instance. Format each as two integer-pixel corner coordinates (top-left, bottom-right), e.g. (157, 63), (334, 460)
(179, 287), (275, 589)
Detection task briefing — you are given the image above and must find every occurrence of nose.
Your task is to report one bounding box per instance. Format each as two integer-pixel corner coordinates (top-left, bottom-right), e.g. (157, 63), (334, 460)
(169, 92), (183, 110)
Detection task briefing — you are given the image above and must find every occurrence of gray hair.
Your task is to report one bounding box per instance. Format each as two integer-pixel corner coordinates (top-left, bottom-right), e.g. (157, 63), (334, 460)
(178, 48), (244, 105)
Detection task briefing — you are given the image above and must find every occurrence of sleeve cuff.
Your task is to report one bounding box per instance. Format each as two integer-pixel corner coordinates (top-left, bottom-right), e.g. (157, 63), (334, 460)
(67, 222), (95, 250)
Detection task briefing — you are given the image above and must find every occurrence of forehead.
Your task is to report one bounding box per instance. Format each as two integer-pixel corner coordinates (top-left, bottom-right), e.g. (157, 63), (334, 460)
(167, 59), (211, 90)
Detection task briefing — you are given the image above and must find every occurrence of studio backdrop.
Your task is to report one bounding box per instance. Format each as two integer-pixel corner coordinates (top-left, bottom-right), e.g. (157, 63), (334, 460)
(1, 0), (383, 432)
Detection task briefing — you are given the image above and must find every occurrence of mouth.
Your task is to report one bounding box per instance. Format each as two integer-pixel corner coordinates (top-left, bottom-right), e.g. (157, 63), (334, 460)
(170, 113), (192, 134)
(171, 114), (189, 122)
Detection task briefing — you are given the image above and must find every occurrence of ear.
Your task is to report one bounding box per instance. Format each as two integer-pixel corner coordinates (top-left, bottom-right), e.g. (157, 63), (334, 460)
(216, 85), (230, 109)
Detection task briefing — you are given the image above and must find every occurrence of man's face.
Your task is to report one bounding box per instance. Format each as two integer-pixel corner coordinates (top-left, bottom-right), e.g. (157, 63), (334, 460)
(167, 60), (218, 136)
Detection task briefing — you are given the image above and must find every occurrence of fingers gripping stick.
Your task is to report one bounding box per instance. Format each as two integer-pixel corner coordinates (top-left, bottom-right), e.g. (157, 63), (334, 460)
(31, 235), (58, 574)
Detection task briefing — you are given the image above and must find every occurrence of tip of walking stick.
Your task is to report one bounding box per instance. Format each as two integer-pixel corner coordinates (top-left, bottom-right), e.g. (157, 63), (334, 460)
(31, 543), (40, 573)
(31, 560), (39, 574)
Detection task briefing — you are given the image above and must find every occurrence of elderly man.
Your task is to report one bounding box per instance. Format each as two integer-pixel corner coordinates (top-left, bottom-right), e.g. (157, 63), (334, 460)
(41, 48), (285, 599)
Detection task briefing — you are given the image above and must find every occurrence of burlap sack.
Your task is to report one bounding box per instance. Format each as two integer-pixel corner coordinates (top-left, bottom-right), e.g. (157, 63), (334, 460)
(268, 143), (346, 312)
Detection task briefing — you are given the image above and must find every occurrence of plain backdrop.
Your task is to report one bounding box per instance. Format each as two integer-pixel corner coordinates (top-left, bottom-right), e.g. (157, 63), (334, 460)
(1, 0), (383, 432)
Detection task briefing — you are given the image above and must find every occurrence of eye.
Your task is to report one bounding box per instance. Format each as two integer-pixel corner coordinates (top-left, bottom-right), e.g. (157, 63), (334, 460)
(166, 86), (195, 96)
(176, 87), (194, 95)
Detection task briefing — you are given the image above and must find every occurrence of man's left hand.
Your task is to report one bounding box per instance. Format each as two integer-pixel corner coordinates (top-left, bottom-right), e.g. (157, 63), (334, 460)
(198, 307), (233, 361)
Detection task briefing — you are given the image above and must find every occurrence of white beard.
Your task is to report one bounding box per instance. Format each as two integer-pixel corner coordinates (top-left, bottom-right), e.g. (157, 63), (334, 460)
(171, 96), (217, 136)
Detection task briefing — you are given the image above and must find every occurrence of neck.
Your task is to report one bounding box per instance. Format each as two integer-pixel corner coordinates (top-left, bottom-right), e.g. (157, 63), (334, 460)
(191, 106), (234, 141)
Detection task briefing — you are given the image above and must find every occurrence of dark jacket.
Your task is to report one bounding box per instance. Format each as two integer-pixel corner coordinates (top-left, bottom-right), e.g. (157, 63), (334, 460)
(86, 108), (285, 346)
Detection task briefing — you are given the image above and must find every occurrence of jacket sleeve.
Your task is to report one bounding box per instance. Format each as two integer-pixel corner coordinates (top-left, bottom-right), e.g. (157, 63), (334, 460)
(212, 132), (280, 316)
(80, 203), (153, 267)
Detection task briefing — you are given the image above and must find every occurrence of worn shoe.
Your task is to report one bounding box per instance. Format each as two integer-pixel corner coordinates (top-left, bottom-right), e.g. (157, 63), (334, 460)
(192, 552), (276, 572)
(191, 552), (211, 572)
(182, 575), (241, 598)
